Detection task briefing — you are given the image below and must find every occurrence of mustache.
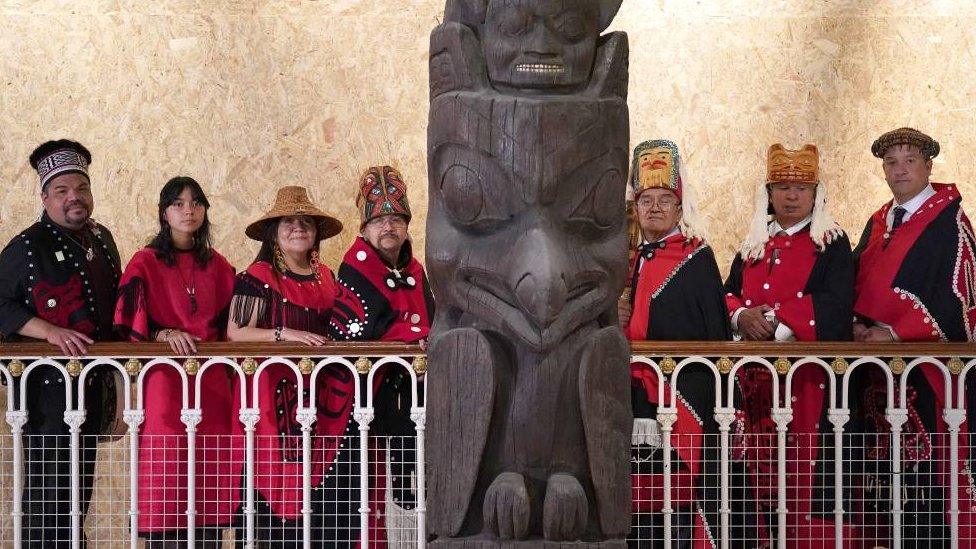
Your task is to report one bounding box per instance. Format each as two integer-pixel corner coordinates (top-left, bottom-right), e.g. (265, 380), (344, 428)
(63, 200), (89, 211)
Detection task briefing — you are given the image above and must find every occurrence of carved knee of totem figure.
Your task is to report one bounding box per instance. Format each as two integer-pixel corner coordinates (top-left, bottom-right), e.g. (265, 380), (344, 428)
(426, 0), (631, 545)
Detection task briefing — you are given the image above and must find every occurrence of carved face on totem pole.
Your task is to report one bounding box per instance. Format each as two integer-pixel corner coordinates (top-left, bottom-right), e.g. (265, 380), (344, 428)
(426, 0), (631, 546)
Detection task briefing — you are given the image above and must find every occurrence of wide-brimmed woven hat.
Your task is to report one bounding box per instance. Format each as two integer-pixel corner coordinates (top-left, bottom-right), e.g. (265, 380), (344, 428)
(245, 186), (343, 241)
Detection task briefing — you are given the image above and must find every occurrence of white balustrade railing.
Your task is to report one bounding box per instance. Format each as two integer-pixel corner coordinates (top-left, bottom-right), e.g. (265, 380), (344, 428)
(0, 341), (973, 548)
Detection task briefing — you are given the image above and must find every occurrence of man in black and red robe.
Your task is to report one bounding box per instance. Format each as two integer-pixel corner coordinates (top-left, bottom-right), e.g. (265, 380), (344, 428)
(618, 140), (731, 547)
(851, 127), (976, 546)
(330, 166), (434, 547)
(724, 143), (856, 547)
(0, 139), (120, 547)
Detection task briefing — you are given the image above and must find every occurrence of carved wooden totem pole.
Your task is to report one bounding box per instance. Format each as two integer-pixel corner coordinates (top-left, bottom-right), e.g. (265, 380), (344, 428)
(425, 1), (631, 546)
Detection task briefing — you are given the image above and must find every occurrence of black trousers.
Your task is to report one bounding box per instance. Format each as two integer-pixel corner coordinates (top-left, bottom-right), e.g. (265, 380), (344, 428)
(19, 366), (109, 548)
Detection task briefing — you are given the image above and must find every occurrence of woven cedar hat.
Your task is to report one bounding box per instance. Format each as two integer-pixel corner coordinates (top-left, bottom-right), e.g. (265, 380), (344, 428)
(871, 127), (940, 159)
(245, 186), (343, 241)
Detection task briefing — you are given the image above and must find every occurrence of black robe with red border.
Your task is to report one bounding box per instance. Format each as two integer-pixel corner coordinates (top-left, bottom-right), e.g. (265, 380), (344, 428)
(626, 233), (731, 548)
(331, 237), (435, 548)
(851, 183), (976, 545)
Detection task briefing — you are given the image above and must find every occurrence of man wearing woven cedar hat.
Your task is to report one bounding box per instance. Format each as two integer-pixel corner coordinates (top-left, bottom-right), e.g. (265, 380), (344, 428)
(851, 128), (976, 545)
(617, 140), (731, 547)
(0, 139), (121, 546)
(330, 166), (434, 548)
(724, 144), (857, 546)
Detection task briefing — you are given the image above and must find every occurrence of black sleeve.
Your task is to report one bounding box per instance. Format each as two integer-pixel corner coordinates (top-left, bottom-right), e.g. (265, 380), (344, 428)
(895, 202), (972, 341)
(331, 262), (394, 341)
(808, 234), (855, 341)
(0, 237), (33, 339)
(851, 217), (873, 267)
(98, 226), (123, 273)
(723, 252), (745, 298)
(697, 247), (733, 341)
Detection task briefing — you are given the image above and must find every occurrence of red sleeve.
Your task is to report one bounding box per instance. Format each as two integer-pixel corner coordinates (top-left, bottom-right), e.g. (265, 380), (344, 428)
(114, 249), (152, 341)
(889, 289), (943, 341)
(775, 294), (817, 341)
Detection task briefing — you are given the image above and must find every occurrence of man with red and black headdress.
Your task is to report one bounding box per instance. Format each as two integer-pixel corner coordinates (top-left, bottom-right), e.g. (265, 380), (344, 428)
(851, 127), (976, 545)
(330, 166), (434, 547)
(619, 139), (731, 547)
(0, 139), (120, 547)
(724, 143), (856, 547)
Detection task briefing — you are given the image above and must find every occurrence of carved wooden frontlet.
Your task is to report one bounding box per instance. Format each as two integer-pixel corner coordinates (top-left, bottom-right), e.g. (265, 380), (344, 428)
(426, 1), (631, 545)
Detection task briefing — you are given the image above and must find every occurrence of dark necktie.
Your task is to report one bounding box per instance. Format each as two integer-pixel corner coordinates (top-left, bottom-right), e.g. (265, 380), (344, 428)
(892, 206), (908, 230)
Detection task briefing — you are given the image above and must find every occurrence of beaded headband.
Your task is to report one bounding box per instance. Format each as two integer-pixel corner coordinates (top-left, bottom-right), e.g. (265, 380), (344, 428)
(36, 149), (89, 190)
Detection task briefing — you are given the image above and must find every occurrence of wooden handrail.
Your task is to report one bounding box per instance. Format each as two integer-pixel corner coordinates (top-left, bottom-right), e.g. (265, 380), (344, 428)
(0, 340), (975, 358)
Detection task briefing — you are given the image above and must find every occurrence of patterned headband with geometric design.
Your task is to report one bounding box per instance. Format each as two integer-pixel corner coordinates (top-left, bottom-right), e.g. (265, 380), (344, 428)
(36, 149), (89, 189)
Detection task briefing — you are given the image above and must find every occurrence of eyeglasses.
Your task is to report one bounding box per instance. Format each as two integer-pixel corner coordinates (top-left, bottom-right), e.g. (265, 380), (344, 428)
(368, 215), (408, 229)
(636, 197), (680, 211)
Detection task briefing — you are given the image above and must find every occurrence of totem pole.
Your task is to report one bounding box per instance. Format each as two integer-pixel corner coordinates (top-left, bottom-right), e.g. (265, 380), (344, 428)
(425, 1), (632, 546)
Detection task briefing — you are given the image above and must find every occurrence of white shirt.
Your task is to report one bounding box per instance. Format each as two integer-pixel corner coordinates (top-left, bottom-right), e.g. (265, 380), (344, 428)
(885, 184), (935, 230)
(769, 215), (812, 237)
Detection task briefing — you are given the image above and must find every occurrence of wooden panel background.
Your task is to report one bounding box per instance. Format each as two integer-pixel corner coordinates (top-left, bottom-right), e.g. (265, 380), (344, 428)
(2, 0), (976, 543)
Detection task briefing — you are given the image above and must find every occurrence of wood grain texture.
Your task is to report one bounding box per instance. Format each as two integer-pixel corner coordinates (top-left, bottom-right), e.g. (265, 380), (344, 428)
(425, 0), (632, 543)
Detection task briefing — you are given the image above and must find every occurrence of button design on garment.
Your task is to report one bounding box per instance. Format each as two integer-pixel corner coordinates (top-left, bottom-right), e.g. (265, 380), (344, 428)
(410, 326), (422, 333)
(745, 300), (752, 306)
(796, 292), (803, 298)
(356, 250), (368, 261)
(763, 283), (770, 290)
(47, 298), (57, 309)
(809, 320), (816, 326)
(410, 314), (421, 324)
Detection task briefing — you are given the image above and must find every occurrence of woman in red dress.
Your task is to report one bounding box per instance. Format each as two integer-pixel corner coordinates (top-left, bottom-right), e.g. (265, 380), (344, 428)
(114, 176), (237, 547)
(227, 186), (356, 548)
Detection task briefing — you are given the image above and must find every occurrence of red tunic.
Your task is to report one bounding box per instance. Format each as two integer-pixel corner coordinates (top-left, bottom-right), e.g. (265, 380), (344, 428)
(114, 248), (238, 531)
(725, 229), (858, 545)
(230, 261), (355, 520)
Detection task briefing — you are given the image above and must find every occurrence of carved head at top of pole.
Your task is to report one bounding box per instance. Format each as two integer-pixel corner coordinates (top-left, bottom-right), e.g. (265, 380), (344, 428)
(444, 0), (624, 91)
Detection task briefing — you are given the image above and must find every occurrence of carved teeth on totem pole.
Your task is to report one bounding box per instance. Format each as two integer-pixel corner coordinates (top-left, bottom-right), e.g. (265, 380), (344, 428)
(426, 1), (630, 544)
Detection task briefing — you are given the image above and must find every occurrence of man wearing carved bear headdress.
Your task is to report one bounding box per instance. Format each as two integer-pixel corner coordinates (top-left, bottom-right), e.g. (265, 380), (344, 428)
(724, 143), (857, 547)
(617, 139), (731, 547)
(850, 127), (976, 546)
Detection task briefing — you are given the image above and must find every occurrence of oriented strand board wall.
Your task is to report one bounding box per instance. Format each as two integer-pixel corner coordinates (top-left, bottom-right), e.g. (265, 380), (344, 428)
(1, 1), (976, 270)
(2, 0), (976, 544)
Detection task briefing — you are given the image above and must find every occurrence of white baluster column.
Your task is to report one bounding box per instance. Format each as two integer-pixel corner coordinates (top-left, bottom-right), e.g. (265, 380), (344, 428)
(180, 409), (203, 547)
(64, 409), (87, 549)
(714, 407), (736, 549)
(827, 408), (850, 549)
(886, 408), (908, 549)
(296, 406), (317, 549)
(123, 410), (145, 549)
(658, 407), (678, 549)
(354, 406), (375, 549)
(238, 407), (261, 549)
(945, 408), (966, 549)
(7, 410), (28, 549)
(770, 407), (793, 549)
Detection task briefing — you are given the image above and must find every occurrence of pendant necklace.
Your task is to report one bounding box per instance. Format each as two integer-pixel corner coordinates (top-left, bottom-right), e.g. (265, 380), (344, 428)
(176, 256), (198, 314)
(63, 230), (95, 261)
